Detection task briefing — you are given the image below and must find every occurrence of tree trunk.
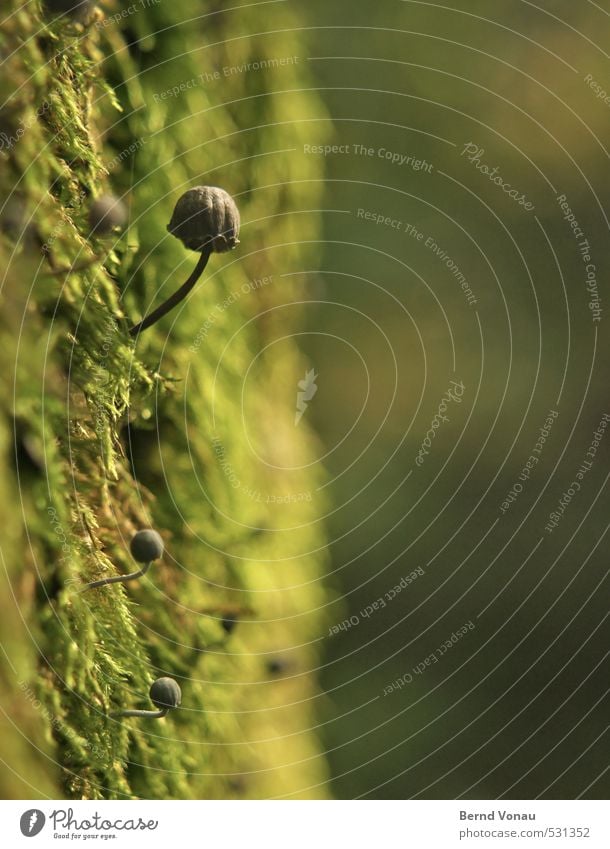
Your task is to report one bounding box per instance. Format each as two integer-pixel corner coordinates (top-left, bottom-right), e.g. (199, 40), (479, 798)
(0, 0), (330, 799)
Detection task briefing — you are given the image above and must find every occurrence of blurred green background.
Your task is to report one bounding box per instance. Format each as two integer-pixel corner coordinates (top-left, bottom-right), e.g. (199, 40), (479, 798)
(0, 0), (608, 800)
(294, 0), (609, 799)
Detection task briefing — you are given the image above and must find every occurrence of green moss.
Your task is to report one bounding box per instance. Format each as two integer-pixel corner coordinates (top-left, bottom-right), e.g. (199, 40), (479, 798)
(0, 0), (331, 799)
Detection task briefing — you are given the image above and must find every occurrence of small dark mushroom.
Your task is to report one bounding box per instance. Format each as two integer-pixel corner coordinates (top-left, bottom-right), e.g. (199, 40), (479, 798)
(221, 613), (239, 635)
(150, 677), (182, 711)
(266, 657), (291, 677)
(83, 528), (164, 590)
(88, 195), (128, 235)
(167, 185), (240, 253)
(129, 186), (240, 337)
(0, 195), (28, 240)
(129, 528), (164, 563)
(113, 677), (182, 719)
(44, 0), (97, 22)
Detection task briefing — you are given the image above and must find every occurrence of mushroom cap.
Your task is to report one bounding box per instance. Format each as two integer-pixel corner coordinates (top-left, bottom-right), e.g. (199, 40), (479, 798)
(167, 186), (240, 253)
(130, 529), (164, 563)
(88, 195), (128, 235)
(149, 677), (182, 710)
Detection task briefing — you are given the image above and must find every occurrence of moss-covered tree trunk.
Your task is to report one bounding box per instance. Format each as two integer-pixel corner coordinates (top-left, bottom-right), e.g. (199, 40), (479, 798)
(0, 0), (331, 799)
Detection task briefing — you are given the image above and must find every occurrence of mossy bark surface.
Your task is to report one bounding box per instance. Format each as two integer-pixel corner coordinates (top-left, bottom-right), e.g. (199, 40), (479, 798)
(0, 0), (331, 800)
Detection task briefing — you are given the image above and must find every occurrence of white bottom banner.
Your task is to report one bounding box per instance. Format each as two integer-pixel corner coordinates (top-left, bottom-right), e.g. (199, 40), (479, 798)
(0, 800), (607, 848)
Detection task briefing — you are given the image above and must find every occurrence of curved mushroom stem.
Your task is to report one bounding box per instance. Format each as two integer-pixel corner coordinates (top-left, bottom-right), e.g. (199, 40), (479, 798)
(112, 707), (169, 719)
(82, 561), (151, 591)
(129, 247), (212, 337)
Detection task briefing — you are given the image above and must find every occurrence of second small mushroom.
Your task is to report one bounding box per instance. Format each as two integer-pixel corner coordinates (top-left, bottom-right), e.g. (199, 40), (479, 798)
(113, 677), (182, 719)
(83, 529), (164, 590)
(129, 186), (240, 337)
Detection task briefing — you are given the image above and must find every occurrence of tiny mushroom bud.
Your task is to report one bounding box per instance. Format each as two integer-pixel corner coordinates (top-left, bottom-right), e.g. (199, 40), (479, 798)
(267, 657), (290, 677)
(44, 0), (97, 22)
(82, 528), (164, 590)
(0, 194), (30, 243)
(129, 185), (240, 337)
(88, 194), (128, 236)
(113, 677), (182, 720)
(221, 613), (238, 635)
